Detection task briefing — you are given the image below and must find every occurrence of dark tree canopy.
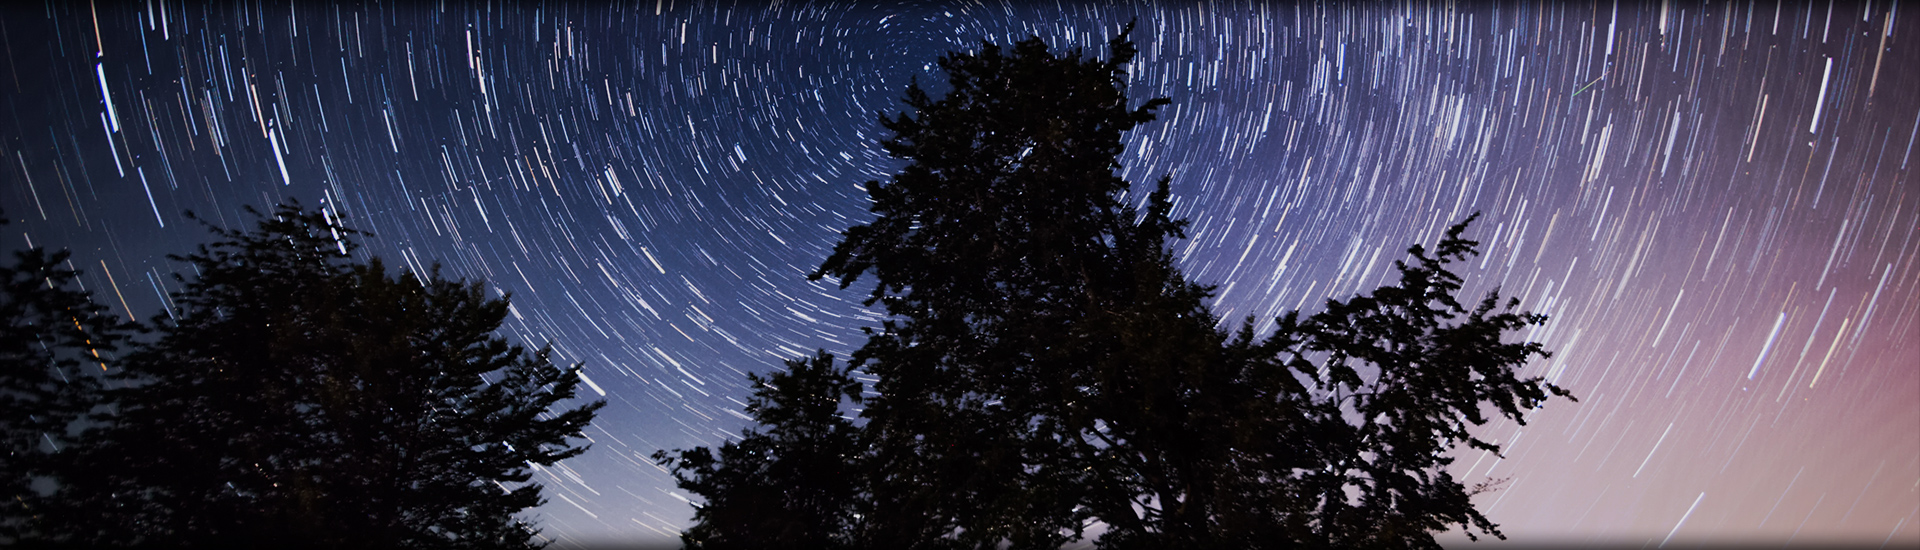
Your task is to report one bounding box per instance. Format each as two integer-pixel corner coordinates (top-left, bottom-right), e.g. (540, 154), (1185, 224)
(662, 24), (1574, 550)
(32, 203), (604, 548)
(652, 351), (865, 550)
(815, 26), (1186, 550)
(0, 214), (134, 543)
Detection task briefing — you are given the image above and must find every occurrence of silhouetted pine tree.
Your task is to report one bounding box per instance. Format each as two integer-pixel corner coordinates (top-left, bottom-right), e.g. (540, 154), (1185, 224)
(45, 203), (603, 549)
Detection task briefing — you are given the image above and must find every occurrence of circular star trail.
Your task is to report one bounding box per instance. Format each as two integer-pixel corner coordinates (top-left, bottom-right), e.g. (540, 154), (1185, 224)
(1, 1), (1914, 547)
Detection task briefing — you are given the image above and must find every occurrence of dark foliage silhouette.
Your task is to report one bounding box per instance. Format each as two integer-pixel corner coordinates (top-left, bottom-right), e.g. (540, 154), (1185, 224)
(661, 23), (1574, 550)
(32, 203), (604, 549)
(0, 212), (135, 543)
(652, 351), (865, 550)
(811, 23), (1189, 550)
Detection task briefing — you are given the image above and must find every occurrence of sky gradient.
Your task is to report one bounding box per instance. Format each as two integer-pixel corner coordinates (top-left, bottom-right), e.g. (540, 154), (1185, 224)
(0, 1), (1914, 548)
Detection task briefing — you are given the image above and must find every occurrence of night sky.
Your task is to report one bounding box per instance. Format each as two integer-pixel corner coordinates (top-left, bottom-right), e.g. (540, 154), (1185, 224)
(1, 1), (1914, 547)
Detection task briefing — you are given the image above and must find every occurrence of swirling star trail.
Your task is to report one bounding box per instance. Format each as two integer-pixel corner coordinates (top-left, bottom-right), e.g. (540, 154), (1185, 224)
(2, 2), (1914, 547)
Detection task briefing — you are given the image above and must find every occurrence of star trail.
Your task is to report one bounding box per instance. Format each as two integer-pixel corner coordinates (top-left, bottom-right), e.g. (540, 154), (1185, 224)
(1, 1), (1914, 547)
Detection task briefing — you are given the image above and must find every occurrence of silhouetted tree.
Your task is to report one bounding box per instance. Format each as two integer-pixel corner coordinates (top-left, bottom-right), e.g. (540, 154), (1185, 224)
(0, 213), (134, 543)
(812, 24), (1181, 550)
(662, 24), (1573, 550)
(1077, 214), (1575, 550)
(652, 351), (865, 550)
(44, 203), (604, 549)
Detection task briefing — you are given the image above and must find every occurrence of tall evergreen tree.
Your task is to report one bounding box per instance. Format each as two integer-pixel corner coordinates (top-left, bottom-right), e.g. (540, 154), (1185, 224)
(47, 203), (603, 548)
(0, 214), (134, 542)
(662, 24), (1573, 550)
